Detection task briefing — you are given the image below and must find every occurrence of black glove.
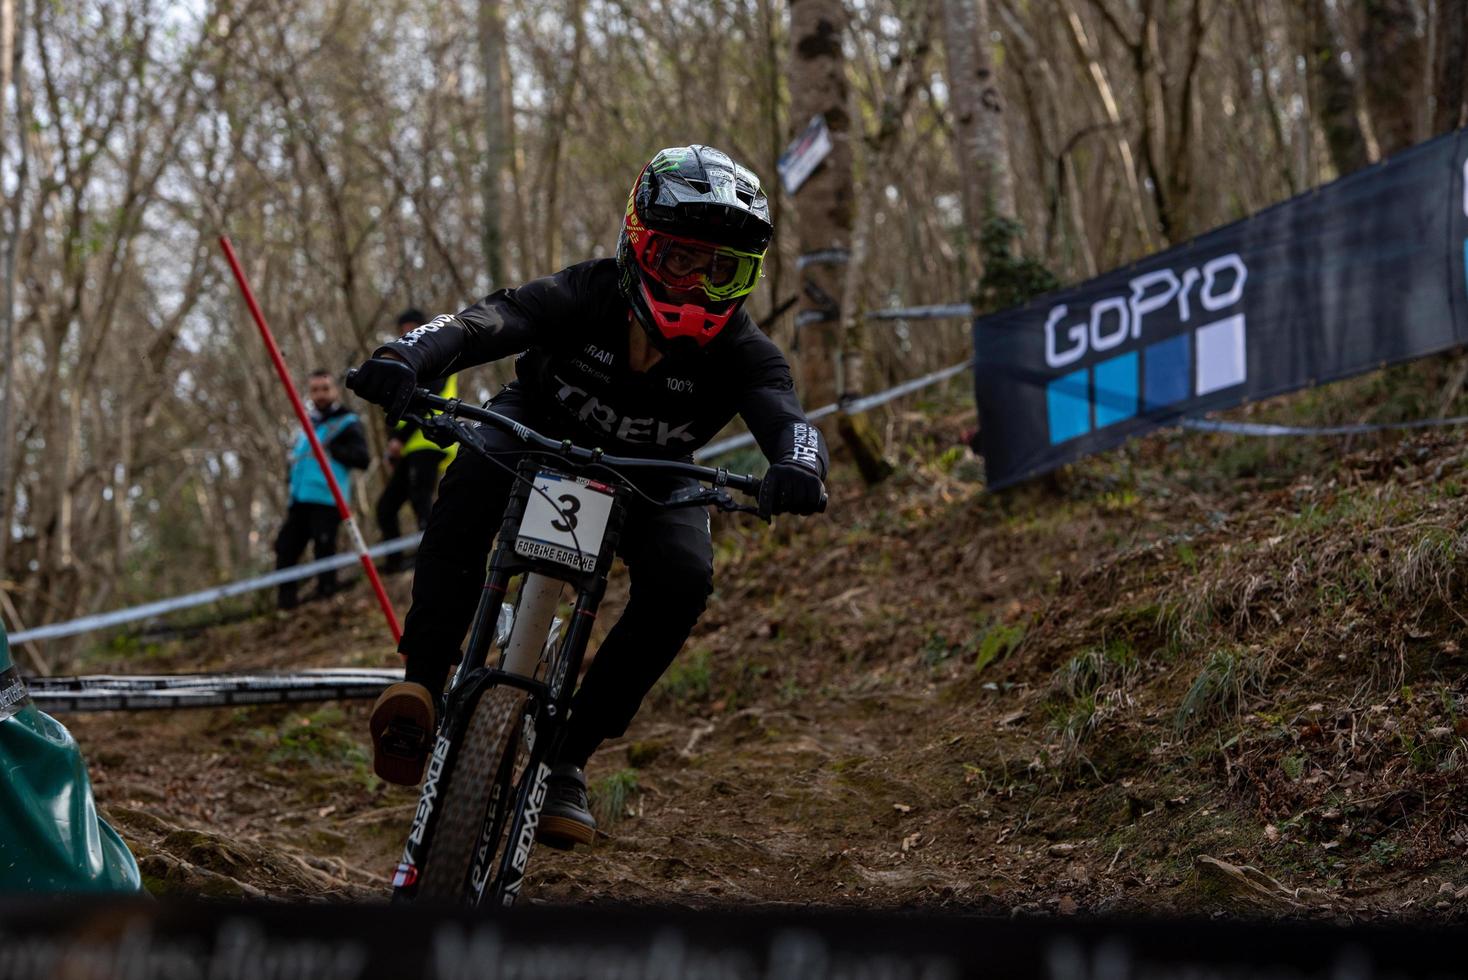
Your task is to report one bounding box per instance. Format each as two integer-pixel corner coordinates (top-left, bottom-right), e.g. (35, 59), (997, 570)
(346, 356), (417, 423)
(758, 461), (826, 519)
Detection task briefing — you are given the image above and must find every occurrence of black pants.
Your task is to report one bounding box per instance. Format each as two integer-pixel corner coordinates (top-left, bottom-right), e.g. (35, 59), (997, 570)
(274, 502), (343, 609)
(376, 450), (443, 541)
(399, 392), (714, 768)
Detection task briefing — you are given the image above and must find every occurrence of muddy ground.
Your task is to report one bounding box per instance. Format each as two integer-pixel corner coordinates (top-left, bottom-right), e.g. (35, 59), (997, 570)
(58, 383), (1468, 918)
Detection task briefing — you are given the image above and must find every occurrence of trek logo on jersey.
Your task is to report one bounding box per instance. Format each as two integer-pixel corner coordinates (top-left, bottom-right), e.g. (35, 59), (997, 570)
(552, 375), (697, 446)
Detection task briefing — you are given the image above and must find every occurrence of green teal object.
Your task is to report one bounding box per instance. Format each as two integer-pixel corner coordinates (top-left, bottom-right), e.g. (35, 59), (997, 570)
(0, 627), (142, 892)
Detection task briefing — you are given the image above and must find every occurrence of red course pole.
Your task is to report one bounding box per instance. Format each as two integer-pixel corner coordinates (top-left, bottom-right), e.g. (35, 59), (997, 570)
(219, 236), (403, 644)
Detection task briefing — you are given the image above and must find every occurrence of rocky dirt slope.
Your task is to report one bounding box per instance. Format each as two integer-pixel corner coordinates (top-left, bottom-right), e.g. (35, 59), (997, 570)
(60, 378), (1468, 918)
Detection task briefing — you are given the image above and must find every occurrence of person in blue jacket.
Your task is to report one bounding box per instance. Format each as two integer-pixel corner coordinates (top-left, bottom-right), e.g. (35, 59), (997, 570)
(274, 370), (370, 610)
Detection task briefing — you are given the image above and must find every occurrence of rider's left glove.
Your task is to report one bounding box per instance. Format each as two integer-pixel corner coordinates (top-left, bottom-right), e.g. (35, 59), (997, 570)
(759, 460), (826, 519)
(347, 356), (417, 423)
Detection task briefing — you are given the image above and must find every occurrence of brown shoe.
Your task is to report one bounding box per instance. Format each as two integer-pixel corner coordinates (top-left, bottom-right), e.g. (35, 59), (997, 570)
(536, 764), (597, 849)
(370, 682), (437, 786)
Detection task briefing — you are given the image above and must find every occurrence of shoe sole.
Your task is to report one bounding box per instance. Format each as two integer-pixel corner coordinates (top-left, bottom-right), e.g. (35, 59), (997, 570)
(370, 685), (436, 786)
(537, 814), (596, 849)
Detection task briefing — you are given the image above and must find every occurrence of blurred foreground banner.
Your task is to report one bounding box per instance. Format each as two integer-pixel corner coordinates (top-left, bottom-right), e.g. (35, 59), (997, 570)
(973, 128), (1468, 490)
(2, 897), (1468, 980)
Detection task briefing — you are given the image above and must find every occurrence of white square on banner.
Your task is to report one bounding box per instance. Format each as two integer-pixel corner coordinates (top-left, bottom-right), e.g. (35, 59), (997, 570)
(1195, 314), (1247, 396)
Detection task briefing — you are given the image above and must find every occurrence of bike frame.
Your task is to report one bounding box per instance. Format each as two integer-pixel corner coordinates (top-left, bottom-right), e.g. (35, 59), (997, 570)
(388, 392), (766, 906)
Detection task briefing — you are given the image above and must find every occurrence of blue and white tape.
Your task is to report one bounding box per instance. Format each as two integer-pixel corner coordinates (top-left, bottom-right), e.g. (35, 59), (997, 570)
(694, 361), (972, 461)
(7, 533), (423, 645)
(1180, 415), (1468, 437)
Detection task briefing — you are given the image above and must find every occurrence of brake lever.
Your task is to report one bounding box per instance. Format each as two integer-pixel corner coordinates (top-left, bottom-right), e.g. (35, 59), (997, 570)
(713, 494), (769, 523)
(417, 413), (461, 449)
(664, 486), (769, 522)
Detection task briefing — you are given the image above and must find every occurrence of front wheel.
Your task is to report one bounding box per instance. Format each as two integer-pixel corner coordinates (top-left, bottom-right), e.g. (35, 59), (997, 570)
(414, 684), (526, 902)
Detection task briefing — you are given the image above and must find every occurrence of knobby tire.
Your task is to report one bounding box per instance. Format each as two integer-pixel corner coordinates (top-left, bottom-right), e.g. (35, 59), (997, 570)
(415, 684), (526, 902)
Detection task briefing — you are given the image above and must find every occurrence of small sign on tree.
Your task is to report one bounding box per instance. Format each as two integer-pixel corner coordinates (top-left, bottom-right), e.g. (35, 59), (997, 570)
(777, 115), (834, 196)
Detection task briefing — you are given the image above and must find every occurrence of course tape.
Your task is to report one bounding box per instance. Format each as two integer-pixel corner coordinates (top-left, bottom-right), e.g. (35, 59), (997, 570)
(1182, 415), (1468, 437)
(7, 533), (422, 645)
(695, 361), (972, 461)
(27, 609), (517, 713)
(865, 303), (975, 320)
(28, 671), (400, 713)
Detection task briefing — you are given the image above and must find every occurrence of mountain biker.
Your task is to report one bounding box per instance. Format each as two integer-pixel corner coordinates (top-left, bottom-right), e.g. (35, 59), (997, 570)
(348, 145), (828, 849)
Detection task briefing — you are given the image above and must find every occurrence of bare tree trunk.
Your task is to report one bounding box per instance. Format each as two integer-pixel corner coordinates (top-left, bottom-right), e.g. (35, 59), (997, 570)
(540, 0), (586, 274)
(788, 0), (852, 406)
(0, 0), (12, 156)
(1361, 0), (1425, 155)
(836, 156), (895, 485)
(1241, 0), (1299, 195)
(0, 0), (21, 577)
(1056, 0), (1156, 252)
(759, 0), (786, 332)
(478, 0), (507, 290)
(1302, 0), (1373, 176)
(1431, 0), (1468, 134)
(941, 0), (1017, 241)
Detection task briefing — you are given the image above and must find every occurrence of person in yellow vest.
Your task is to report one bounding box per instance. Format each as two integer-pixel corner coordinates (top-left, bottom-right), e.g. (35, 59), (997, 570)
(376, 309), (458, 572)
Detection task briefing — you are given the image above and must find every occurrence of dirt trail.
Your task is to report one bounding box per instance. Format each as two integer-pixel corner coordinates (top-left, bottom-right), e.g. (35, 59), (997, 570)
(64, 403), (1468, 918)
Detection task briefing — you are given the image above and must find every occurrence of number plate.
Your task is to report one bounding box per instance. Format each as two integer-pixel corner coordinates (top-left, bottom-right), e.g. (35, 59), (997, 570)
(514, 471), (615, 572)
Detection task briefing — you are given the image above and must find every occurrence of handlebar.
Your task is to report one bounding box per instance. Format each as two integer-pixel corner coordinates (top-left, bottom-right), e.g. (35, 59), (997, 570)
(347, 369), (828, 515)
(401, 382), (764, 497)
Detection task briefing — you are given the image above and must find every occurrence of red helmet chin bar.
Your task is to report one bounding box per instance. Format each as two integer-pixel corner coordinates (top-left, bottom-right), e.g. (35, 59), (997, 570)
(639, 280), (737, 346)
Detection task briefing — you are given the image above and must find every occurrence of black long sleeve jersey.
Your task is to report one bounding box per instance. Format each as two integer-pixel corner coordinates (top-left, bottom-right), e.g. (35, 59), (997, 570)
(376, 259), (829, 477)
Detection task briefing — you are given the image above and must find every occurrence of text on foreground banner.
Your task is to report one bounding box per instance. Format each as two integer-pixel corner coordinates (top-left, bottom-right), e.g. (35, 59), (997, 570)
(972, 128), (1468, 489)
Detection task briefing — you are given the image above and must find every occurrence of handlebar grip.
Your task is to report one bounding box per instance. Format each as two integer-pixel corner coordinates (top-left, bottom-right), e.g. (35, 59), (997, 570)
(345, 367), (359, 387)
(817, 491), (828, 514)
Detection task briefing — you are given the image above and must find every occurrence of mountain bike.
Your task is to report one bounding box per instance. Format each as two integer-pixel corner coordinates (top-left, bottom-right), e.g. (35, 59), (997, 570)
(362, 381), (813, 906)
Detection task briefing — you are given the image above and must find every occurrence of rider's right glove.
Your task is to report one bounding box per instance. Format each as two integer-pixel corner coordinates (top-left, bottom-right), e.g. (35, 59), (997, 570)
(758, 460), (826, 520)
(347, 356), (417, 423)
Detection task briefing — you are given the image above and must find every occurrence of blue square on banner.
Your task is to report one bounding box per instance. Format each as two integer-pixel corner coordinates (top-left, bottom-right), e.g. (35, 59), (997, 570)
(1144, 334), (1191, 411)
(1047, 368), (1091, 445)
(1093, 352), (1138, 428)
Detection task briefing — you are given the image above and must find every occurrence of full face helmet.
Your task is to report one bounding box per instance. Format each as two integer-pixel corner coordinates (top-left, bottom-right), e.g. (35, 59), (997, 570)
(616, 145), (773, 350)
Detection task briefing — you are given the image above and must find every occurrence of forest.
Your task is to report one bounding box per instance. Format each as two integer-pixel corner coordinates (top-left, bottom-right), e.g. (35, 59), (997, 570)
(0, 0), (1465, 652)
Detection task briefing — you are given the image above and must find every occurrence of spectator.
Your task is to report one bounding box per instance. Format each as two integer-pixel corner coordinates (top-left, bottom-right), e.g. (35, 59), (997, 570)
(375, 309), (458, 571)
(274, 370), (370, 610)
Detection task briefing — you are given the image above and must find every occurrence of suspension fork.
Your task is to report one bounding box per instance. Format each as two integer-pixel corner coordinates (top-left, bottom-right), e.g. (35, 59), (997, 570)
(488, 581), (609, 907)
(458, 566), (512, 682)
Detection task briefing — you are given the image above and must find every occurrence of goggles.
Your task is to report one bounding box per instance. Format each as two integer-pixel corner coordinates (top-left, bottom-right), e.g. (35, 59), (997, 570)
(634, 229), (764, 304)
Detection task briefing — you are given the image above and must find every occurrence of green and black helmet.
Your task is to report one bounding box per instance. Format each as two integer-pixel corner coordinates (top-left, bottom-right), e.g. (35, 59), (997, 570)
(616, 145), (773, 349)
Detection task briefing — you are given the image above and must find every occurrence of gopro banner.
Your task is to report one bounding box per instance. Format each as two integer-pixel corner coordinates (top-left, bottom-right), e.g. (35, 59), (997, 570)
(974, 128), (1468, 490)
